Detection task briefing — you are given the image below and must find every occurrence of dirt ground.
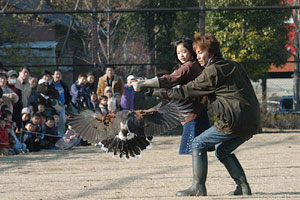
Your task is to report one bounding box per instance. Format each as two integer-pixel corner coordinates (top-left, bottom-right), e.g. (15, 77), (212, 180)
(1, 131), (300, 200)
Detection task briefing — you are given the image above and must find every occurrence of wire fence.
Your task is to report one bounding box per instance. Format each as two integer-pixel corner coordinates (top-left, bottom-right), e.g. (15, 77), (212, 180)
(0, 2), (299, 103)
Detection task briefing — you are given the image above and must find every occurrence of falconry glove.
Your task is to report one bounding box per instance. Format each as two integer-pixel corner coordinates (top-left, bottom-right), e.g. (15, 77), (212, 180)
(132, 77), (160, 92)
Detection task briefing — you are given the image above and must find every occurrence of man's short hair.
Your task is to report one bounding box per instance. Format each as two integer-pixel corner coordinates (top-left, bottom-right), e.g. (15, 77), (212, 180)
(54, 69), (62, 74)
(21, 66), (31, 73)
(46, 116), (55, 122)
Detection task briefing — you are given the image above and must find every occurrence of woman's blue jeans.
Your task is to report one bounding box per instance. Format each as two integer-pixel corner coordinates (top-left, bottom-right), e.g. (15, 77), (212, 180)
(191, 126), (252, 161)
(179, 114), (210, 155)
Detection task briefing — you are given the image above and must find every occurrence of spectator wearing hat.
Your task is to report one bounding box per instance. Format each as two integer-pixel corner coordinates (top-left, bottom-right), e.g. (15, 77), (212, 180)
(15, 66), (31, 108)
(96, 66), (124, 96)
(120, 75), (137, 111)
(37, 70), (59, 116)
(0, 73), (19, 113)
(7, 70), (23, 129)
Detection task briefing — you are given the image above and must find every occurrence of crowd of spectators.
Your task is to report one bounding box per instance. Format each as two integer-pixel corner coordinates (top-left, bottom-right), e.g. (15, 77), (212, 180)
(0, 62), (138, 156)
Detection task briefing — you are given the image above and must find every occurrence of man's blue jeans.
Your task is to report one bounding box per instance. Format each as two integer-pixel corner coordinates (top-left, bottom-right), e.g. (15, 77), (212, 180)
(191, 126), (252, 161)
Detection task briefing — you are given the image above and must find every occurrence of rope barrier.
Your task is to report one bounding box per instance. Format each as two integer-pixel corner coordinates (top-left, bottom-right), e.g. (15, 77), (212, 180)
(21, 130), (65, 138)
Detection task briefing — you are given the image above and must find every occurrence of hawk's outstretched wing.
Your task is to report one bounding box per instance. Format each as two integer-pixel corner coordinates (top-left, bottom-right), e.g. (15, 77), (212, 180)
(67, 100), (191, 159)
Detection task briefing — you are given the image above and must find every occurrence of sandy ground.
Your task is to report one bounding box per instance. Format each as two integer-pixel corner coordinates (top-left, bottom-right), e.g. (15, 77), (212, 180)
(1, 131), (300, 200)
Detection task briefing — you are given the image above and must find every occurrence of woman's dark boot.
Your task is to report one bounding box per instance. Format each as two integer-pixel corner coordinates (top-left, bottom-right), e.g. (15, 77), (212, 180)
(176, 149), (207, 196)
(221, 154), (252, 195)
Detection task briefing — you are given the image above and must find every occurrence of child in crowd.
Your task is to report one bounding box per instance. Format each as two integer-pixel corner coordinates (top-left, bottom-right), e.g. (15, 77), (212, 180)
(29, 113), (44, 151)
(98, 95), (109, 116)
(5, 124), (27, 154)
(23, 122), (38, 152)
(104, 86), (117, 113)
(89, 92), (99, 111)
(70, 73), (89, 109)
(22, 113), (31, 129)
(37, 103), (46, 115)
(0, 117), (14, 155)
(42, 116), (58, 149)
(114, 92), (122, 112)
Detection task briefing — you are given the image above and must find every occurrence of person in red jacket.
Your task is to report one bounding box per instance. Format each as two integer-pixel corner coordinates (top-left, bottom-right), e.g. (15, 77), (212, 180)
(0, 117), (14, 155)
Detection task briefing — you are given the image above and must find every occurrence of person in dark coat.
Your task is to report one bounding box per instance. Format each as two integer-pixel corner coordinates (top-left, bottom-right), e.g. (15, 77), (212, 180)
(147, 34), (261, 197)
(36, 70), (60, 116)
(133, 38), (211, 155)
(7, 70), (23, 129)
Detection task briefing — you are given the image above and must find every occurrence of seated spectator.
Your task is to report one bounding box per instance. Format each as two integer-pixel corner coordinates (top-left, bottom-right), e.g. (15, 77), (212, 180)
(36, 70), (59, 116)
(114, 92), (122, 112)
(0, 104), (10, 115)
(2, 110), (16, 129)
(23, 122), (39, 152)
(21, 107), (32, 129)
(52, 113), (59, 130)
(37, 103), (46, 125)
(29, 113), (44, 151)
(21, 113), (31, 129)
(5, 124), (27, 154)
(104, 86), (117, 113)
(42, 116), (58, 149)
(121, 75), (137, 110)
(70, 73), (89, 109)
(89, 92), (99, 111)
(0, 117), (14, 155)
(98, 95), (109, 116)
(22, 107), (33, 116)
(55, 125), (81, 150)
(0, 73), (19, 113)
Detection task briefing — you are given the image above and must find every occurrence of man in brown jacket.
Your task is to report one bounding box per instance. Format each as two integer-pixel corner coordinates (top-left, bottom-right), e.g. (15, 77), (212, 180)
(149, 34), (261, 196)
(96, 67), (124, 96)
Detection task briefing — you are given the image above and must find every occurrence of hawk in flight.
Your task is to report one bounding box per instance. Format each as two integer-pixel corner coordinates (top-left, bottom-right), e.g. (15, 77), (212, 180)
(67, 100), (190, 159)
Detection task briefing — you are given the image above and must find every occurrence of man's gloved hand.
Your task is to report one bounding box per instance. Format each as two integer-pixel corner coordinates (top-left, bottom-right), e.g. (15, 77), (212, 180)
(148, 88), (169, 99)
(132, 77), (160, 92)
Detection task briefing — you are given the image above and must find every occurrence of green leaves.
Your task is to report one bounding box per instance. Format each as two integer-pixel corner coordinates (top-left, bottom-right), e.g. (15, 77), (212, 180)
(205, 0), (292, 79)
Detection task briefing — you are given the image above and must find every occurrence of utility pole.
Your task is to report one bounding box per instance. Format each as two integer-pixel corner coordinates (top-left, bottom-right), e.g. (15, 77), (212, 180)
(199, 0), (205, 36)
(91, 0), (98, 65)
(294, 0), (300, 111)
